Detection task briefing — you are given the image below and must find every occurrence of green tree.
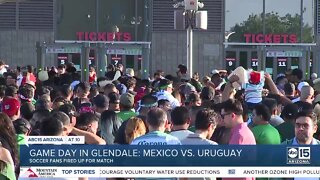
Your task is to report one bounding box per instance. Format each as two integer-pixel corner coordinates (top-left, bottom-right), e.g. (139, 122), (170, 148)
(228, 12), (313, 43)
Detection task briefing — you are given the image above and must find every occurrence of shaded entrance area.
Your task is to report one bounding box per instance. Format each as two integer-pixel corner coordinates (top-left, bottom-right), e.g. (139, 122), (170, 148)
(224, 43), (317, 79)
(36, 41), (151, 81)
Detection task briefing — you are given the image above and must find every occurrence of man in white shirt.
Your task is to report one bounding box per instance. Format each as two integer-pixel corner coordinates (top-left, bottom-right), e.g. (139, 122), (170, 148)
(156, 79), (180, 108)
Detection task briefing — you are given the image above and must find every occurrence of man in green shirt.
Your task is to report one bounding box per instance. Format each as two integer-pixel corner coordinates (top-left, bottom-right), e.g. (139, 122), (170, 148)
(117, 93), (137, 121)
(251, 104), (281, 144)
(276, 103), (298, 142)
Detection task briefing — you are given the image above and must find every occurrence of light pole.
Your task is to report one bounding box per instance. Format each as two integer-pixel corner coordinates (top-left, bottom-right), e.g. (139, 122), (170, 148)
(224, 31), (235, 48)
(174, 0), (206, 77)
(186, 10), (193, 78)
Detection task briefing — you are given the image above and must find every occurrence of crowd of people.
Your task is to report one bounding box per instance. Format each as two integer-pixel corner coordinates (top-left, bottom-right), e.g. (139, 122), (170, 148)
(0, 60), (319, 180)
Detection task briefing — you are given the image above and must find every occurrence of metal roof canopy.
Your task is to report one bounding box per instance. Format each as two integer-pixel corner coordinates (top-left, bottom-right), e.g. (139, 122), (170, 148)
(37, 40), (151, 82)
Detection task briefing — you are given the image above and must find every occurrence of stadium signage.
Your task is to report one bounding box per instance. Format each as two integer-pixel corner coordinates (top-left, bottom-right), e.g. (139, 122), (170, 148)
(76, 32), (132, 41)
(244, 34), (297, 43)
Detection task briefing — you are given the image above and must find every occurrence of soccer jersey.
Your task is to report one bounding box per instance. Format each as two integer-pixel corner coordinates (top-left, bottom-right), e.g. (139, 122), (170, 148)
(131, 131), (181, 145)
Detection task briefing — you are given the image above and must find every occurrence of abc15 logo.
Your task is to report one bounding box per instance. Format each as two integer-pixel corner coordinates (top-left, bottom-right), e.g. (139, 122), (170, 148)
(287, 147), (311, 160)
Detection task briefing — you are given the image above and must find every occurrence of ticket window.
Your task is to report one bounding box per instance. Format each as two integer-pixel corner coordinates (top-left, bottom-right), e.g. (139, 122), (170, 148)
(57, 53), (68, 66)
(265, 57), (274, 77)
(277, 57), (287, 75)
(251, 51), (258, 71)
(225, 51), (236, 71)
(239, 52), (248, 69)
(111, 55), (123, 66)
(126, 55), (134, 69)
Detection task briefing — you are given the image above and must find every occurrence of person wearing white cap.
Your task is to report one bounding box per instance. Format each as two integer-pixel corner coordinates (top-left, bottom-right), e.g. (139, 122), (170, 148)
(292, 81), (310, 103)
(311, 73), (318, 81)
(210, 69), (225, 91)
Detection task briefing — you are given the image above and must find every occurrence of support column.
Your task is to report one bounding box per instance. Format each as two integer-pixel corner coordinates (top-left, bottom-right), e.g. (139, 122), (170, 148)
(257, 47), (264, 71)
(96, 43), (106, 77)
(81, 42), (90, 82)
(68, 54), (73, 64)
(142, 44), (151, 79)
(273, 57), (277, 79)
(312, 47), (317, 75)
(306, 47), (311, 79)
(187, 25), (193, 77)
(287, 57), (292, 70)
(247, 51), (252, 69)
(235, 50), (240, 67)
(36, 41), (46, 71)
(300, 50), (307, 80)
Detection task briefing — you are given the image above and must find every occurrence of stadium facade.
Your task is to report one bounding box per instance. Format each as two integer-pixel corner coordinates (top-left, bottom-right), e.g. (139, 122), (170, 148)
(0, 0), (319, 79)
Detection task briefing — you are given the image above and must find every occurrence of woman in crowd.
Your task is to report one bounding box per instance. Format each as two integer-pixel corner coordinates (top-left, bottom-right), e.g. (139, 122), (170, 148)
(125, 117), (147, 144)
(0, 145), (15, 180)
(0, 113), (19, 179)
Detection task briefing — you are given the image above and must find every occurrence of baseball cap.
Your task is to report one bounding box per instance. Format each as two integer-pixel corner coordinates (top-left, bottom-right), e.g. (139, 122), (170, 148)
(116, 83), (127, 95)
(297, 81), (309, 92)
(211, 69), (220, 75)
(92, 94), (109, 109)
(24, 81), (36, 90)
(13, 118), (31, 134)
(120, 93), (135, 107)
(2, 98), (20, 117)
(249, 71), (261, 85)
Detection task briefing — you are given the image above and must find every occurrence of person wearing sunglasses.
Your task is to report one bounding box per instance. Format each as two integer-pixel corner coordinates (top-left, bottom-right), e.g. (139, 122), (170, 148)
(220, 99), (256, 145)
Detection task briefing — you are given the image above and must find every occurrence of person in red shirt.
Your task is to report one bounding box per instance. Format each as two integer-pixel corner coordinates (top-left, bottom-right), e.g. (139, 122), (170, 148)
(89, 66), (97, 85)
(21, 65), (36, 86)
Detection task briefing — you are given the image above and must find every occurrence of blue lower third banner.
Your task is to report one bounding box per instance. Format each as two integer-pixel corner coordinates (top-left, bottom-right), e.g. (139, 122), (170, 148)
(20, 145), (320, 167)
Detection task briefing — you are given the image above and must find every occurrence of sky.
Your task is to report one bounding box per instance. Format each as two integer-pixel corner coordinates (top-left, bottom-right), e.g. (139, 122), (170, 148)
(225, 0), (314, 31)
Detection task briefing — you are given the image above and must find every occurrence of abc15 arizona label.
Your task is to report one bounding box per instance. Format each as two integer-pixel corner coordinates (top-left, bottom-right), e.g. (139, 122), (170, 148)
(287, 147), (311, 164)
